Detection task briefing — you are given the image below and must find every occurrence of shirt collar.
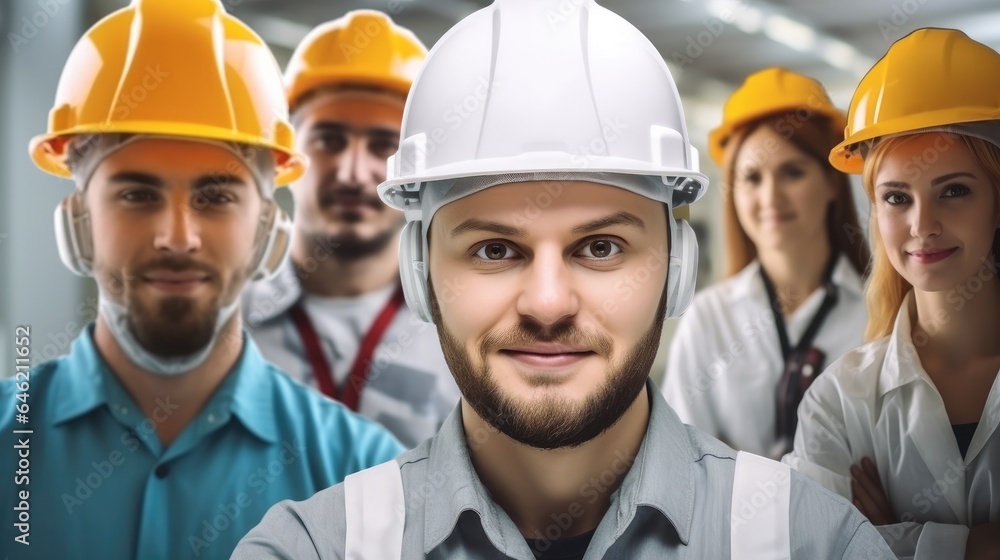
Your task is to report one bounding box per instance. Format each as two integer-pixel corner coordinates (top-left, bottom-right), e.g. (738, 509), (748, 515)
(728, 254), (864, 301)
(878, 290), (928, 397)
(49, 324), (279, 444)
(50, 324), (110, 425)
(422, 379), (696, 554)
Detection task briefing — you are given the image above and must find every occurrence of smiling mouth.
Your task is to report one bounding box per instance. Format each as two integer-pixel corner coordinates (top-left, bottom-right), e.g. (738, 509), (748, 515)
(142, 272), (210, 293)
(907, 247), (958, 264)
(499, 348), (596, 369)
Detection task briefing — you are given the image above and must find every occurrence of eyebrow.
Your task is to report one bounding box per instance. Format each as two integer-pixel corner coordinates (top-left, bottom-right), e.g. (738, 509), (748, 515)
(451, 219), (524, 238)
(571, 212), (647, 235)
(878, 172), (978, 190)
(311, 122), (400, 138)
(107, 171), (248, 190)
(930, 172), (976, 186)
(193, 174), (248, 191)
(108, 171), (163, 187)
(450, 212), (647, 239)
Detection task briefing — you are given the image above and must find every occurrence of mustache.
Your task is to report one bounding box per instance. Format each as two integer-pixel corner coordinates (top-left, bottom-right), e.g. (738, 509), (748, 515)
(318, 183), (385, 210)
(131, 256), (219, 281)
(480, 319), (613, 358)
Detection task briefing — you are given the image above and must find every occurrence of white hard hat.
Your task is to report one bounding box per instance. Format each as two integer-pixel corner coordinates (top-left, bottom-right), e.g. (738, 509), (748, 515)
(378, 0), (707, 322)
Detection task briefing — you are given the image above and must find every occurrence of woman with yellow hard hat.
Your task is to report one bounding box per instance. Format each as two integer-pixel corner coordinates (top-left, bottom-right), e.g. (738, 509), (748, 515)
(662, 67), (870, 459)
(784, 28), (1000, 558)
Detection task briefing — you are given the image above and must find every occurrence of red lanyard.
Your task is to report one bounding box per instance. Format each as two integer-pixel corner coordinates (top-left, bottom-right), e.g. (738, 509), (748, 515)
(288, 285), (405, 411)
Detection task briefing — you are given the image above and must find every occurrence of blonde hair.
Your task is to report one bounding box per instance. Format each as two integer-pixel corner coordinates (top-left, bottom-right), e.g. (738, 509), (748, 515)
(722, 116), (870, 278)
(861, 134), (1000, 341)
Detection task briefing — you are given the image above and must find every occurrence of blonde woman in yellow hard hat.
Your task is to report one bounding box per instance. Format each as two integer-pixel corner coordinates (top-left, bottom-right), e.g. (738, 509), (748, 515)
(242, 11), (462, 449)
(784, 28), (1000, 558)
(662, 68), (870, 460)
(0, 1), (403, 558)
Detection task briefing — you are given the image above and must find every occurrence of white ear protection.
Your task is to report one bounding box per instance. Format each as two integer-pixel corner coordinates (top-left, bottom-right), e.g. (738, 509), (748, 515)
(53, 192), (291, 281)
(398, 207), (699, 323)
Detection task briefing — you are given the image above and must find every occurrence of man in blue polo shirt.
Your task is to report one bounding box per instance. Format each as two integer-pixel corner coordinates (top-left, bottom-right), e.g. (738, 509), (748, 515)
(0, 1), (401, 558)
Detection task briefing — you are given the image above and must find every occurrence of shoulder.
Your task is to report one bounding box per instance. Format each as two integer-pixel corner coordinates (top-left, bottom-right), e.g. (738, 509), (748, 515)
(1, 357), (65, 423)
(809, 337), (891, 403)
(265, 367), (404, 454)
(787, 468), (892, 557)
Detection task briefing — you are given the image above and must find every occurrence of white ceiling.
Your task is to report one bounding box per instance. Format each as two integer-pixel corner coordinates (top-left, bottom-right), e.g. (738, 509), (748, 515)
(89, 0), (1000, 147)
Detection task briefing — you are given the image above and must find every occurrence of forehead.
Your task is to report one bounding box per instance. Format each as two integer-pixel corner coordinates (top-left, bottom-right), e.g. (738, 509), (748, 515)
(296, 90), (405, 129)
(875, 133), (978, 181)
(433, 180), (660, 227)
(92, 138), (253, 182)
(735, 125), (809, 169)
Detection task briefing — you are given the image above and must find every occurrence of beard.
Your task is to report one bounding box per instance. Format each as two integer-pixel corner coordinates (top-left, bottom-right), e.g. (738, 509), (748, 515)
(430, 283), (667, 450)
(311, 227), (400, 263)
(113, 256), (234, 358)
(311, 182), (404, 262)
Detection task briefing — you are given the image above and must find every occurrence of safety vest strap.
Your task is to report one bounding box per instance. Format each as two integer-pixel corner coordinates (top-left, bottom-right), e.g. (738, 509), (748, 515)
(730, 451), (792, 560)
(344, 460), (406, 560)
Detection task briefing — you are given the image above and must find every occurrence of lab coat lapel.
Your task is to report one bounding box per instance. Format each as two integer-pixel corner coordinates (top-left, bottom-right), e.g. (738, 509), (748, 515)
(888, 305), (969, 523)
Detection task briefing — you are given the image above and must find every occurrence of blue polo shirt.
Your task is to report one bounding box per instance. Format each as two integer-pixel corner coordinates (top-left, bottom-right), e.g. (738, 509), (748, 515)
(1, 324), (403, 560)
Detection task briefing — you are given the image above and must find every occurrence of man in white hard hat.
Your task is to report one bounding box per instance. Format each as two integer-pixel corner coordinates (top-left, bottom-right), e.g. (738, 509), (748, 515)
(243, 11), (460, 448)
(233, 1), (895, 558)
(0, 1), (401, 558)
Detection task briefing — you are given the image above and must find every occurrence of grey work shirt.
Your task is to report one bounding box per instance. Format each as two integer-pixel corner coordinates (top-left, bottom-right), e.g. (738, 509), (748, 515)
(232, 381), (894, 559)
(241, 256), (461, 448)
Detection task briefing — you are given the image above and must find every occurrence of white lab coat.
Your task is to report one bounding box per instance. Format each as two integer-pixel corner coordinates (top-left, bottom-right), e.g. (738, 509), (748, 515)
(662, 256), (867, 457)
(784, 291), (1000, 560)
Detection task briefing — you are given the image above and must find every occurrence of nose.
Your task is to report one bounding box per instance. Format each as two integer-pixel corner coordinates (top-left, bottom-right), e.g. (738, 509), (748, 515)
(153, 194), (201, 254)
(515, 246), (580, 326)
(335, 137), (383, 188)
(910, 198), (942, 240)
(759, 172), (784, 209)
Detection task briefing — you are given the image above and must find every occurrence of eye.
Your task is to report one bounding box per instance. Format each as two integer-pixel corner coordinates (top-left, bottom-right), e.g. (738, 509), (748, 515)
(781, 165), (806, 180)
(193, 192), (235, 207)
(368, 137), (399, 159)
(883, 192), (910, 205)
(311, 131), (347, 154)
(475, 242), (517, 261)
(578, 239), (622, 259)
(942, 184), (970, 197)
(738, 170), (761, 187)
(121, 189), (158, 203)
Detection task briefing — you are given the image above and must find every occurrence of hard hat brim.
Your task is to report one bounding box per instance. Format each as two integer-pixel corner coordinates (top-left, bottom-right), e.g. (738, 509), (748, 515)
(30, 123), (306, 186)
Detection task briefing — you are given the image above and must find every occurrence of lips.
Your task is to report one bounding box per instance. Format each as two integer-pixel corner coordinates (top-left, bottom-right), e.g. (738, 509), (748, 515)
(907, 247), (958, 264)
(499, 344), (595, 369)
(142, 270), (210, 294)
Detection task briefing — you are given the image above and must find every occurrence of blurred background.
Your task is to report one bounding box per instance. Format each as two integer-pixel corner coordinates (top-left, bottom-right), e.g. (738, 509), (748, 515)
(3, 0), (1000, 378)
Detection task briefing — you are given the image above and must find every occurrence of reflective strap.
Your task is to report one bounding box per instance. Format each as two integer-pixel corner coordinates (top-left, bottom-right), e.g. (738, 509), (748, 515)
(344, 460), (406, 560)
(730, 451), (792, 560)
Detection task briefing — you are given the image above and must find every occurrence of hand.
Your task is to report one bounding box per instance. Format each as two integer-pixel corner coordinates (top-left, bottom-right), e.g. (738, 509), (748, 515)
(850, 457), (894, 525)
(966, 523), (1000, 560)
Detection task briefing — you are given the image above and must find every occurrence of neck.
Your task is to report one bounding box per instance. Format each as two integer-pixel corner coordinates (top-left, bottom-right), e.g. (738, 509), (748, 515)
(463, 386), (650, 539)
(758, 239), (833, 315)
(291, 231), (400, 298)
(93, 312), (244, 448)
(912, 267), (1000, 365)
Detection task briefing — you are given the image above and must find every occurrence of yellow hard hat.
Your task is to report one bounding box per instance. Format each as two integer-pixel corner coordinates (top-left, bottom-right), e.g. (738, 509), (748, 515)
(29, 0), (306, 186)
(708, 67), (846, 167)
(284, 10), (427, 110)
(830, 28), (1000, 174)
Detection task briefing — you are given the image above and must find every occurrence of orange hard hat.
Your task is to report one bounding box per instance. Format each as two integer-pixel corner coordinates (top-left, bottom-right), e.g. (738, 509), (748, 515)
(29, 0), (306, 186)
(709, 67), (845, 167)
(284, 10), (427, 110)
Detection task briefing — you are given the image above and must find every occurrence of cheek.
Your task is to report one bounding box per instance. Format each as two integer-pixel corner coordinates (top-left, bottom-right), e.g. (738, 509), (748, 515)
(585, 264), (666, 340)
